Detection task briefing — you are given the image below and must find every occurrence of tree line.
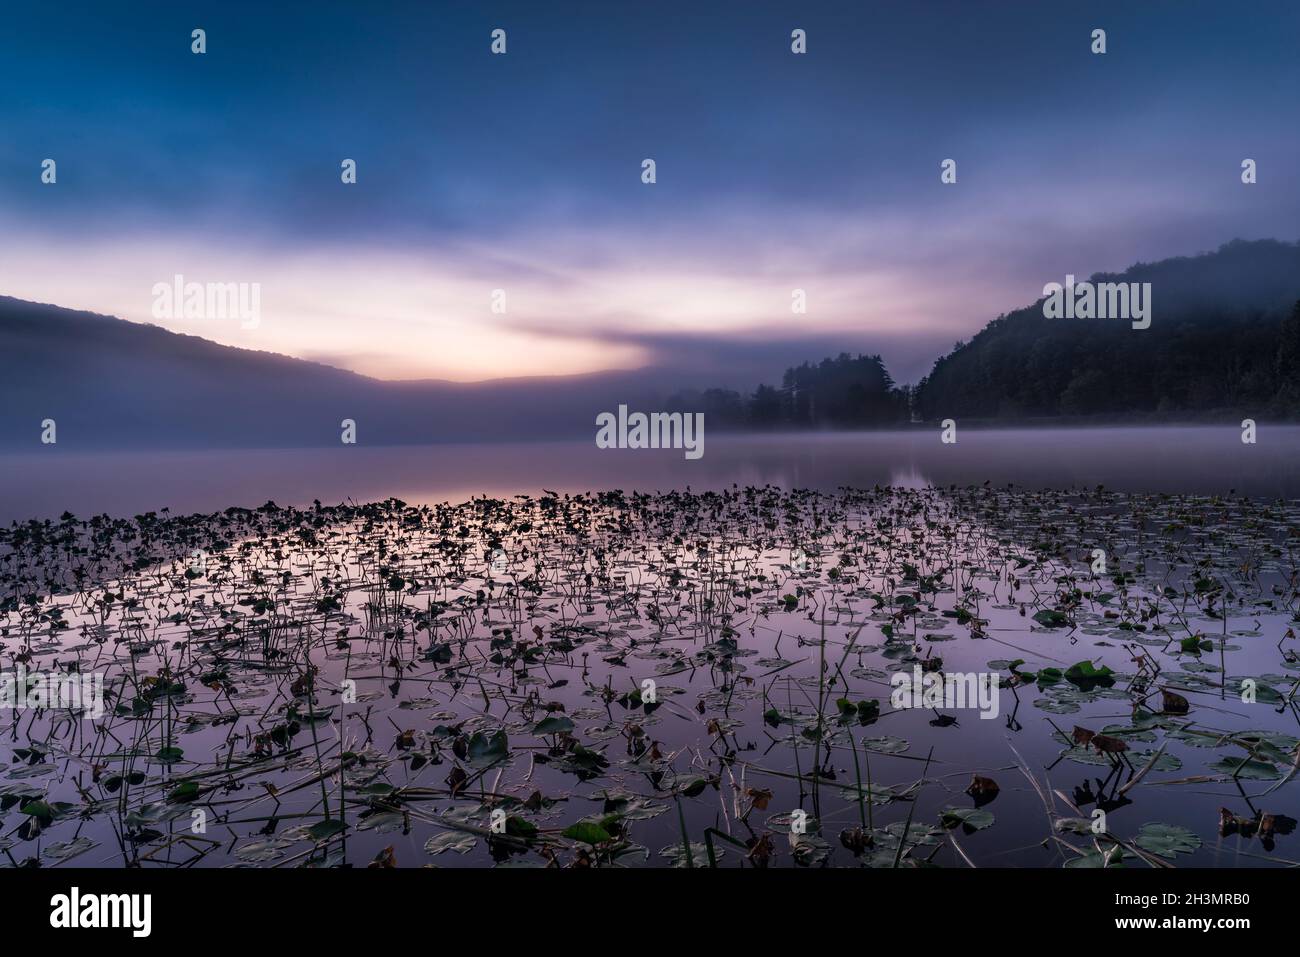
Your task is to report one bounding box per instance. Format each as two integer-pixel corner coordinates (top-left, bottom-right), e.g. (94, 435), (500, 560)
(664, 353), (911, 429)
(666, 298), (1300, 428)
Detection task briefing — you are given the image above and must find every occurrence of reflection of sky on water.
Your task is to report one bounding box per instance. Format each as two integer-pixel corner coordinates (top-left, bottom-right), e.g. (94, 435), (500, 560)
(2, 426), (1298, 523)
(887, 466), (931, 491)
(6, 484), (1295, 867)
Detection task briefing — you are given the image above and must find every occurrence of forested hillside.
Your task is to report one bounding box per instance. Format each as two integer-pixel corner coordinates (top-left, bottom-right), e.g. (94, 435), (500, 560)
(913, 240), (1300, 421)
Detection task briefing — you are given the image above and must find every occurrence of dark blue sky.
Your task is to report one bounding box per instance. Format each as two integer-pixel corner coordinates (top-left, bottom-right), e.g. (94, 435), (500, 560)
(1, 0), (1296, 383)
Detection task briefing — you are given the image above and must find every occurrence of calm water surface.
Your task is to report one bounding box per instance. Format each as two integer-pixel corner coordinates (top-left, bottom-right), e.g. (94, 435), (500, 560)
(3, 427), (1298, 523)
(1, 429), (1297, 869)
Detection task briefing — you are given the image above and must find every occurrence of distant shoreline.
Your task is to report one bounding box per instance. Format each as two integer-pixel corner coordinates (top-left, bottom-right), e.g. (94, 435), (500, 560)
(2, 418), (1297, 455)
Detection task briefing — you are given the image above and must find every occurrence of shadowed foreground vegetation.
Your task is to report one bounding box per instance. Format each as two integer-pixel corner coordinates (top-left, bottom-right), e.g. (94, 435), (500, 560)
(2, 487), (1298, 868)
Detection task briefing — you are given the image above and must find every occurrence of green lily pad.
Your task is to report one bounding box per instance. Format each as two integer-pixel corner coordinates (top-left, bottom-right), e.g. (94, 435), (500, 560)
(533, 715), (575, 735)
(466, 730), (510, 768)
(940, 807), (994, 832)
(1134, 823), (1201, 857)
(306, 818), (347, 841)
(1208, 757), (1281, 780)
(563, 821), (613, 845)
(424, 830), (478, 855)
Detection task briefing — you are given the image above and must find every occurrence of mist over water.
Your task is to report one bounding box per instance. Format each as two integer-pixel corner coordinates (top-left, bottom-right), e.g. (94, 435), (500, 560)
(4, 426), (1297, 524)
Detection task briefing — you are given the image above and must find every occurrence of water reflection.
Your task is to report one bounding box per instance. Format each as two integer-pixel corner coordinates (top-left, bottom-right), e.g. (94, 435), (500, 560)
(2, 426), (1297, 523)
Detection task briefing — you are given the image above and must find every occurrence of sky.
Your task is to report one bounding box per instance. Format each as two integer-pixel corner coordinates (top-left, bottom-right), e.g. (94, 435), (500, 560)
(1, 0), (1297, 386)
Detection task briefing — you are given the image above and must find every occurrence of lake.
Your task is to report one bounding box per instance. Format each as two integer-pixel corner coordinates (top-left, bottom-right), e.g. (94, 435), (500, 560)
(1, 427), (1298, 869)
(3, 426), (1298, 523)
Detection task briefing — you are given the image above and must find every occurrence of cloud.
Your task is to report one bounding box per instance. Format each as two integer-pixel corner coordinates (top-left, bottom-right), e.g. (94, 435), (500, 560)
(4, 165), (1294, 386)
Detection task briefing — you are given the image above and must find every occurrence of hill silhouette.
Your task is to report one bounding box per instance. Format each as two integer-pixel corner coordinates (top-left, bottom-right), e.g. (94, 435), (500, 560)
(913, 239), (1300, 422)
(0, 298), (675, 448)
